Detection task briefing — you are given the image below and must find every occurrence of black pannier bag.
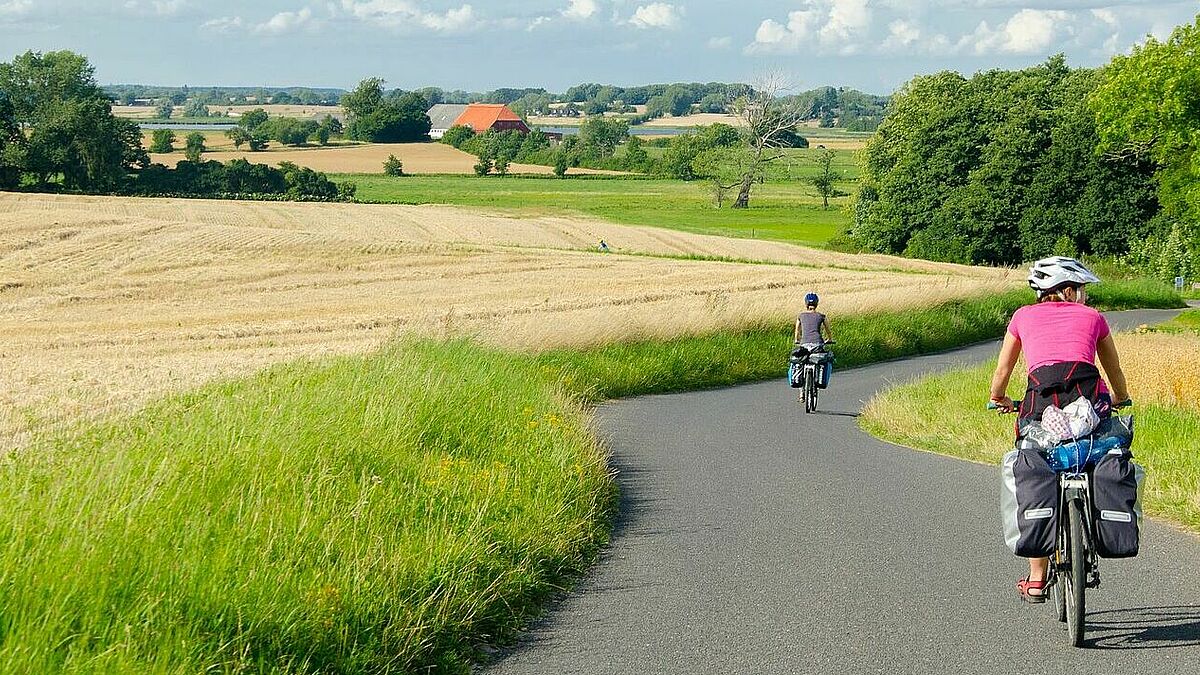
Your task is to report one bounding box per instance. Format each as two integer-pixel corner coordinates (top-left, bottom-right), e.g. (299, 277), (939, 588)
(1001, 447), (1059, 557)
(1018, 361), (1105, 423)
(1090, 447), (1145, 558)
(787, 347), (809, 388)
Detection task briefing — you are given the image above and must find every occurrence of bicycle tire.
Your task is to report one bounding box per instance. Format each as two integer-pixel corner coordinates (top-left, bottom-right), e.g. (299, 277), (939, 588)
(1053, 569), (1066, 623)
(1065, 498), (1086, 647)
(806, 367), (817, 413)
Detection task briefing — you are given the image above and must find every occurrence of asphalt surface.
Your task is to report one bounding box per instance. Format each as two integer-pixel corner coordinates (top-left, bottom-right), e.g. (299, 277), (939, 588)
(484, 309), (1200, 674)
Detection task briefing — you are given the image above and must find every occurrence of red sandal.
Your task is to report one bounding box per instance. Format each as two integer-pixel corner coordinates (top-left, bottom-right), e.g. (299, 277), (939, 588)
(1017, 577), (1047, 604)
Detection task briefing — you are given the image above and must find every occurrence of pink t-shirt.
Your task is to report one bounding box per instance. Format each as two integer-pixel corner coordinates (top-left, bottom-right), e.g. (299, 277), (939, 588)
(1007, 302), (1111, 392)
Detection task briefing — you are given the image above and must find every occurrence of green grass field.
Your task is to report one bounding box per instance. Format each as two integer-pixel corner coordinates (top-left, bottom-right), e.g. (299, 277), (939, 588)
(340, 172), (856, 247)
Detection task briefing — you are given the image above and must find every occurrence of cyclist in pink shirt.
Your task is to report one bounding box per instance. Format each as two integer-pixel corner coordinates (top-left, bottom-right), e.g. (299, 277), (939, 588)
(989, 257), (1132, 603)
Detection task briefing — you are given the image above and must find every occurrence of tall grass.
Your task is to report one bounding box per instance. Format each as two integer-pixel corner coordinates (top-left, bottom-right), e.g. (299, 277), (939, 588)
(0, 341), (614, 673)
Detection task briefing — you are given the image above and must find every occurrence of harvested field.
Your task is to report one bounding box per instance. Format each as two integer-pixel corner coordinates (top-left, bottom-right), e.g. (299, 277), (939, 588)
(116, 104), (344, 120)
(0, 192), (1015, 447)
(149, 142), (624, 175)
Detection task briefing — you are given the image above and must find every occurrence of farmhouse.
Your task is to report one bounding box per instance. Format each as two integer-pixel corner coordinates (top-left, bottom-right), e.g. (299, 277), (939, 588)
(427, 103), (530, 139)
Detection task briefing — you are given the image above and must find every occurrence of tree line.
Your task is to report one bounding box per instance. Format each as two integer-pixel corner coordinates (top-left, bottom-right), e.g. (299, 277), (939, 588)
(852, 12), (1199, 283)
(0, 51), (350, 201)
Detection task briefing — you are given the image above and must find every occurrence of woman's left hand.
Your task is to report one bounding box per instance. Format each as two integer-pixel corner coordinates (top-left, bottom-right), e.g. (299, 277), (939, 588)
(990, 396), (1015, 413)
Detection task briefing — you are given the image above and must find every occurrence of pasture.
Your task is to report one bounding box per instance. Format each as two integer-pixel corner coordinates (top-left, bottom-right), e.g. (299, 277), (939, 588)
(0, 192), (1012, 450)
(341, 171), (858, 245)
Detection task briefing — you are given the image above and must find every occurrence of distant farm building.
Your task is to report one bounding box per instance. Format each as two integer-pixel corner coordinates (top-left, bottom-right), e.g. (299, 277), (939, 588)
(427, 103), (530, 139)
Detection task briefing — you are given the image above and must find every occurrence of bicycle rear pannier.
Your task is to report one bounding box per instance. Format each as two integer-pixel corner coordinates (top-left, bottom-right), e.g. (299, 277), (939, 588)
(1090, 447), (1144, 558)
(1001, 448), (1058, 557)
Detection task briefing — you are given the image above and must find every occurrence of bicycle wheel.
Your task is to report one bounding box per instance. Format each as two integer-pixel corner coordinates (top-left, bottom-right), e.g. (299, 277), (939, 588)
(1065, 498), (1086, 647)
(805, 367), (817, 413)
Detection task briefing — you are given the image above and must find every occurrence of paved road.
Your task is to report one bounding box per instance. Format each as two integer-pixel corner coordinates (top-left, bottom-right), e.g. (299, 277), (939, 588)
(485, 309), (1200, 674)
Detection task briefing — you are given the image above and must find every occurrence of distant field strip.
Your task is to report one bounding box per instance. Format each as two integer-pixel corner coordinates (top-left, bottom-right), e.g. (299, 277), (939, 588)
(0, 192), (1013, 447)
(149, 142), (626, 175)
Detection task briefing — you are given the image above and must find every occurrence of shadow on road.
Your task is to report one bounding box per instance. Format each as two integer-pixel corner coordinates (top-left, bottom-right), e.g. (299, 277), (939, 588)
(813, 410), (860, 419)
(1086, 606), (1200, 650)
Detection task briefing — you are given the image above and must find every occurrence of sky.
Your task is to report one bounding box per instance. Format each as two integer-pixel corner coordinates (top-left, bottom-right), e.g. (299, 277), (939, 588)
(0, 0), (1197, 94)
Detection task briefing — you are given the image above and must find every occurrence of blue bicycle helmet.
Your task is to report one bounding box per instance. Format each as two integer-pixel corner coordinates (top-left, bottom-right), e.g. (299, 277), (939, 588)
(805, 292), (819, 307)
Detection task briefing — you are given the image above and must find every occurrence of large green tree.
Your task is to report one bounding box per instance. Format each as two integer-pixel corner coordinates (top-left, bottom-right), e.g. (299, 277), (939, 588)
(1091, 15), (1199, 281)
(0, 50), (147, 190)
(855, 57), (1159, 265)
(343, 79), (430, 143)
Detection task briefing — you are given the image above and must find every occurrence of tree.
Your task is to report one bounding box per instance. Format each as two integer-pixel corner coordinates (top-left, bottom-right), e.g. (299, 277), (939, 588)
(1092, 15), (1200, 227)
(623, 135), (649, 171)
(155, 100), (173, 120)
(474, 151), (493, 176)
(238, 108), (269, 131)
(553, 151), (570, 178)
(578, 117), (629, 158)
(225, 126), (250, 150)
(494, 152), (511, 176)
(184, 132), (206, 162)
(150, 128), (176, 153)
(727, 74), (809, 208)
(183, 100), (209, 118)
(343, 78), (431, 142)
(441, 124), (475, 148)
(316, 115), (342, 146)
(0, 50), (148, 190)
(811, 147), (839, 209)
(383, 154), (404, 176)
(854, 57), (1159, 265)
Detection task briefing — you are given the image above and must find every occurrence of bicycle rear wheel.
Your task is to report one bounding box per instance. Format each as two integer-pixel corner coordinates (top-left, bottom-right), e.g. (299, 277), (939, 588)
(806, 368), (818, 413)
(803, 368), (815, 413)
(1065, 498), (1086, 647)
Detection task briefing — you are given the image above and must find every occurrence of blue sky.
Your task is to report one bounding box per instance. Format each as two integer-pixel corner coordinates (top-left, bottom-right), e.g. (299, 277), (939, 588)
(1, 1), (1197, 94)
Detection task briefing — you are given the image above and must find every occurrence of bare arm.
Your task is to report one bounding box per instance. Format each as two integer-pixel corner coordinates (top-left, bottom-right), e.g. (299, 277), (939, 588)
(989, 333), (1022, 412)
(1096, 335), (1130, 402)
(821, 317), (832, 341)
(793, 319), (801, 343)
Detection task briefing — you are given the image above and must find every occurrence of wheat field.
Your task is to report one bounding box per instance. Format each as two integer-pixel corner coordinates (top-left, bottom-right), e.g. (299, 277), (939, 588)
(148, 141), (626, 175)
(0, 192), (1015, 447)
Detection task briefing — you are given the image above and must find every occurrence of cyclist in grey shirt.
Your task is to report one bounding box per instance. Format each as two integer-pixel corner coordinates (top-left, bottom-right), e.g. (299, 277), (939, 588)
(794, 292), (833, 386)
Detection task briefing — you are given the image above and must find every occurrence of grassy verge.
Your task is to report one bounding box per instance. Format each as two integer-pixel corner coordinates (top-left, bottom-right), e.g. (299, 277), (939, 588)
(336, 173), (854, 247)
(2, 341), (615, 673)
(860, 310), (1200, 532)
(860, 364), (1200, 532)
(2, 282), (1181, 672)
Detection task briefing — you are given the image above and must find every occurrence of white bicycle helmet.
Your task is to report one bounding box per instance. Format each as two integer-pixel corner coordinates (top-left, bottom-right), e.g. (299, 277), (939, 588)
(1027, 256), (1100, 296)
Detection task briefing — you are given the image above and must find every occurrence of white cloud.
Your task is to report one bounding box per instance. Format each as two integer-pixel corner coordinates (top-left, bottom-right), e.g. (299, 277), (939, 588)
(562, 0), (598, 21)
(629, 3), (681, 30)
(707, 35), (732, 49)
(964, 8), (1070, 55)
(200, 15), (243, 33)
(747, 0), (872, 54)
(255, 7), (314, 35)
(0, 0), (32, 15)
(339, 0), (478, 32)
(124, 0), (187, 16)
(883, 19), (920, 48)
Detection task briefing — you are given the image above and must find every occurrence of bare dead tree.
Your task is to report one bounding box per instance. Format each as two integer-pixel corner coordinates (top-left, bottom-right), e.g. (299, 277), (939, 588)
(729, 72), (808, 209)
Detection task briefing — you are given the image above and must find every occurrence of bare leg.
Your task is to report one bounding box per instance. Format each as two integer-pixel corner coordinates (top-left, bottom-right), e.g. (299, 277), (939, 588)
(1027, 557), (1049, 596)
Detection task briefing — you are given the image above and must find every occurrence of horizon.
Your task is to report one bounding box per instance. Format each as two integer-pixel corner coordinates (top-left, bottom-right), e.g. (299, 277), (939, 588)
(2, 1), (1197, 96)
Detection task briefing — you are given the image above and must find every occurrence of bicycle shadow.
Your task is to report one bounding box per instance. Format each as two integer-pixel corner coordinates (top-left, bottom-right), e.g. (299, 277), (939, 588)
(1085, 605), (1200, 650)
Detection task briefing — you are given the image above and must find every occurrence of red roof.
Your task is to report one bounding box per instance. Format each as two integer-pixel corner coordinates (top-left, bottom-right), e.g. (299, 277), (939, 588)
(453, 104), (529, 134)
